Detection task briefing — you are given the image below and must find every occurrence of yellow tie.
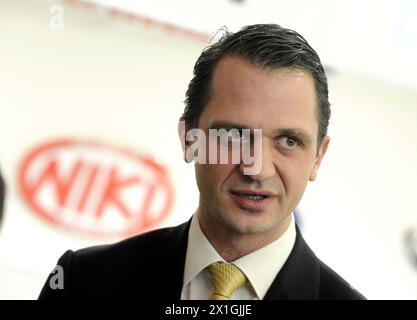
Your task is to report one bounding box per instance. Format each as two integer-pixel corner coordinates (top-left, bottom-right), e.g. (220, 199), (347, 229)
(208, 262), (247, 300)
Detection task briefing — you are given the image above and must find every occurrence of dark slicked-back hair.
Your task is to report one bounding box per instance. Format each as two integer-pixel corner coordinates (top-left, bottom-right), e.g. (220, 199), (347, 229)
(181, 24), (331, 146)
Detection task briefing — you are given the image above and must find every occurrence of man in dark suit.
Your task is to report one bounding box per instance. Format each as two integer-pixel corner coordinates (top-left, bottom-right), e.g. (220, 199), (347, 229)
(39, 24), (365, 300)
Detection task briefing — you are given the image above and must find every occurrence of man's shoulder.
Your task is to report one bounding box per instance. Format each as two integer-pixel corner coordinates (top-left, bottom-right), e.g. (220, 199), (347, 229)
(318, 260), (366, 300)
(73, 222), (187, 264)
(38, 221), (190, 299)
(281, 225), (366, 300)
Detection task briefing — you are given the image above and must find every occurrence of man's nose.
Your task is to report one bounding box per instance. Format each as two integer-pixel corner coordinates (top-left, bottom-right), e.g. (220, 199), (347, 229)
(239, 139), (276, 181)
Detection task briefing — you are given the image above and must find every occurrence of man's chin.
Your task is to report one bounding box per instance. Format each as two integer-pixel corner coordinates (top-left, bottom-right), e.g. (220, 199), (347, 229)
(223, 211), (279, 236)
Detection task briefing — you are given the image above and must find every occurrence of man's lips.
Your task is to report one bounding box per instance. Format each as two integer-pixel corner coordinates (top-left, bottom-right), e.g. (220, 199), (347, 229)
(231, 189), (277, 197)
(229, 189), (277, 211)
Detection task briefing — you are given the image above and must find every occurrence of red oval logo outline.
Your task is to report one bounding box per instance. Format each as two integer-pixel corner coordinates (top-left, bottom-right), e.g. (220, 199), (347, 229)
(19, 138), (174, 237)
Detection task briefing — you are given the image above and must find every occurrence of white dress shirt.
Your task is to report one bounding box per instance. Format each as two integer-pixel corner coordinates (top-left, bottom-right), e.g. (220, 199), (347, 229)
(181, 213), (296, 300)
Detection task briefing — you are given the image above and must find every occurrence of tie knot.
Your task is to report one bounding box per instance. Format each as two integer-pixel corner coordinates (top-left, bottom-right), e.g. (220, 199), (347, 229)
(208, 262), (247, 300)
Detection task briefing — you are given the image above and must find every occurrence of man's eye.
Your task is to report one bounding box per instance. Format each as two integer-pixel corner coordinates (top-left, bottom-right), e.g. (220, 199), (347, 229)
(277, 136), (299, 149)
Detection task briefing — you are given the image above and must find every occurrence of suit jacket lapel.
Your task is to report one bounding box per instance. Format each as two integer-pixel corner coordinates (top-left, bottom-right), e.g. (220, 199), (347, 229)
(148, 220), (320, 300)
(263, 225), (320, 300)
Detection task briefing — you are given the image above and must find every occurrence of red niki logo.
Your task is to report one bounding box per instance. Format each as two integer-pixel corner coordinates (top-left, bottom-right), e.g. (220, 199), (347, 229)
(19, 139), (174, 237)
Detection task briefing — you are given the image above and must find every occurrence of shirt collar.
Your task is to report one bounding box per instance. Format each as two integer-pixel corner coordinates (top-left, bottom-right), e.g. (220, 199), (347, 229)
(183, 213), (224, 289)
(182, 213), (296, 299)
(233, 215), (296, 299)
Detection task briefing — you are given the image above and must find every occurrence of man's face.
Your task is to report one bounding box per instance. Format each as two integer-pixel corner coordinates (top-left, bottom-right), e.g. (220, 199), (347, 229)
(187, 56), (329, 239)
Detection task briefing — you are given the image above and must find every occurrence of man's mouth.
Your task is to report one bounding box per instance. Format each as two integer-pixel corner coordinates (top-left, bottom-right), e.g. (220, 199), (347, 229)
(232, 192), (268, 200)
(229, 190), (276, 211)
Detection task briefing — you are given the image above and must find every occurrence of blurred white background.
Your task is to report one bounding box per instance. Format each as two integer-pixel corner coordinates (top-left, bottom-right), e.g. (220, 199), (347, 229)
(0, 0), (416, 299)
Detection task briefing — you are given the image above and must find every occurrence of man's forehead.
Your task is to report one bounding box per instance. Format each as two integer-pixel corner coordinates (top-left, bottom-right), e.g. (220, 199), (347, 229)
(211, 56), (315, 102)
(202, 56), (319, 134)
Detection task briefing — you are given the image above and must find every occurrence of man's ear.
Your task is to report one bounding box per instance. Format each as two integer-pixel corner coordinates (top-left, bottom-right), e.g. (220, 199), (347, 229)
(178, 119), (192, 163)
(309, 135), (330, 181)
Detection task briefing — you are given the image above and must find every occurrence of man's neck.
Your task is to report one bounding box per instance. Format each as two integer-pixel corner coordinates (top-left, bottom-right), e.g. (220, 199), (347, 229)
(197, 209), (292, 262)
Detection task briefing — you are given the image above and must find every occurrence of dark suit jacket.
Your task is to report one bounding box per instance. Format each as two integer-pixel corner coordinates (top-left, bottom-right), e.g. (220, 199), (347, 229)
(38, 220), (365, 300)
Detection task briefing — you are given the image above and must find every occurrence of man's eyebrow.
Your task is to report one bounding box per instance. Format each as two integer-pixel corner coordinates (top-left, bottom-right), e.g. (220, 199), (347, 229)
(208, 121), (251, 130)
(208, 122), (314, 143)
